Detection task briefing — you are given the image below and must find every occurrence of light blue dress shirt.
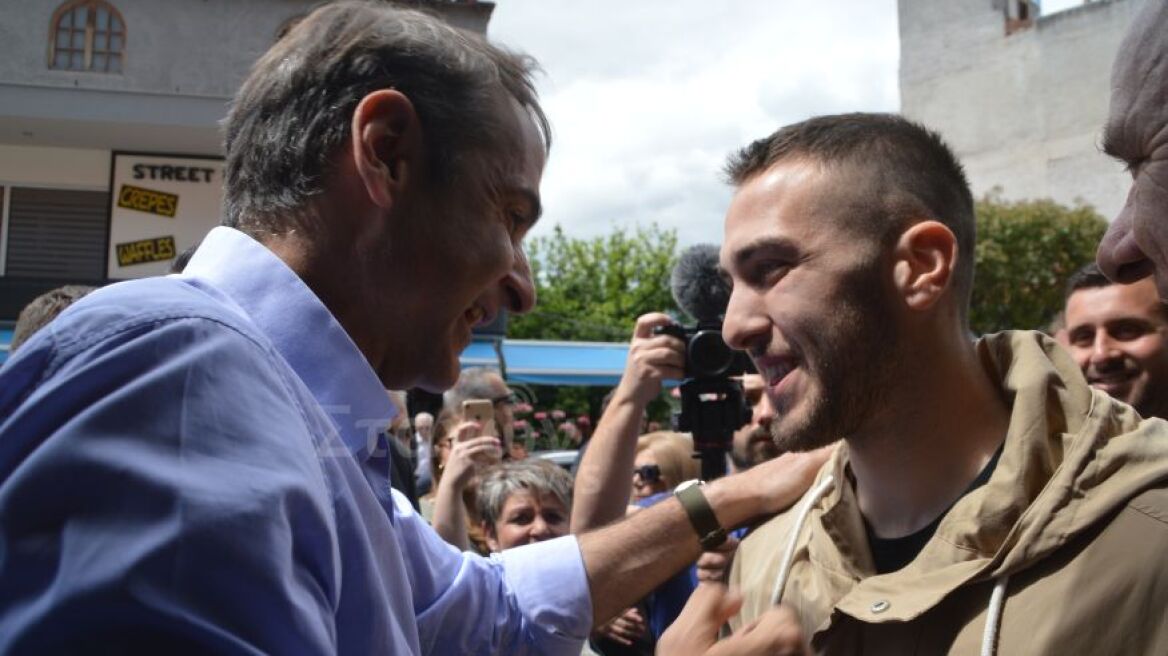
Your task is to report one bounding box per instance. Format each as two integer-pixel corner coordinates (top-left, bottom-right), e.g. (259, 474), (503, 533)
(0, 227), (591, 654)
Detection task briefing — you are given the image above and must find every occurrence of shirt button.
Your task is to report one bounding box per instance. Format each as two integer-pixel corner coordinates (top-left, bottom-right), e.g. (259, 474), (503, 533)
(870, 600), (890, 614)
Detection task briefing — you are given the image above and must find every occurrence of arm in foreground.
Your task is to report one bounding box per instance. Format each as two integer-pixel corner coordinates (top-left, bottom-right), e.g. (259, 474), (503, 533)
(577, 448), (829, 627)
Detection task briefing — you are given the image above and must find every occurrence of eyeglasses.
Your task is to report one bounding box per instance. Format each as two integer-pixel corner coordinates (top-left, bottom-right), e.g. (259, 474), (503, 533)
(632, 464), (661, 483)
(492, 392), (517, 406)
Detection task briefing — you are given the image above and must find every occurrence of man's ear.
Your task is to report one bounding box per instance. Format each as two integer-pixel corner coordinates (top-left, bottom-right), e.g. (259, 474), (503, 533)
(890, 220), (958, 312)
(349, 89), (422, 210)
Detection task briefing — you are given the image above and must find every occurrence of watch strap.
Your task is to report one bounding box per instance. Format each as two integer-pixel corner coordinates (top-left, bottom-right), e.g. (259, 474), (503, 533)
(674, 482), (727, 550)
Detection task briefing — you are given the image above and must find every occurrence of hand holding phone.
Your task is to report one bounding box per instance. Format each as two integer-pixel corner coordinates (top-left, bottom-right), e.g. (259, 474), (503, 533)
(461, 399), (498, 438)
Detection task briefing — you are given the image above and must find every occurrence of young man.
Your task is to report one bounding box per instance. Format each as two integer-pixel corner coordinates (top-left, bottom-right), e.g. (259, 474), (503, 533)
(1061, 263), (1168, 420)
(718, 113), (1168, 653)
(0, 3), (819, 653)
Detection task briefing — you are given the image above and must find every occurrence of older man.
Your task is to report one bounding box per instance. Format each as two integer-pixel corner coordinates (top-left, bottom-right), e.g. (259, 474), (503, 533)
(414, 411), (436, 494)
(705, 113), (1168, 654)
(1061, 263), (1168, 420)
(0, 3), (817, 654)
(446, 367), (518, 454)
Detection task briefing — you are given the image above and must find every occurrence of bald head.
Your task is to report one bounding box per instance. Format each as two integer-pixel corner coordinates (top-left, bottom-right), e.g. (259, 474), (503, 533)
(1096, 1), (1168, 298)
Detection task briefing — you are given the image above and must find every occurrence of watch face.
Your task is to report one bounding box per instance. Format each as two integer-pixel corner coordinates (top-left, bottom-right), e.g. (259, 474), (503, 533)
(676, 478), (703, 492)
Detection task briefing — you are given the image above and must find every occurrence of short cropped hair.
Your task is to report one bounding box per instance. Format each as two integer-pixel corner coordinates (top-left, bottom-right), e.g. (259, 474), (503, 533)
(445, 367), (506, 412)
(10, 285), (97, 353)
(477, 458), (573, 529)
(1065, 262), (1113, 299)
(1064, 261), (1168, 320)
(223, 1), (550, 235)
(725, 113), (976, 311)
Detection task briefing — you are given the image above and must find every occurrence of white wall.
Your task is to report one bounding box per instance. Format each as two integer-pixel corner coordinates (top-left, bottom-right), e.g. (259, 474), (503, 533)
(899, 0), (1143, 219)
(0, 144), (109, 190)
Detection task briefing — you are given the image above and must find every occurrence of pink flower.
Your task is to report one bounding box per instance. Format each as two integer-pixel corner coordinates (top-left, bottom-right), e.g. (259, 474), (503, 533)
(551, 409), (566, 420)
(512, 419), (530, 430)
(576, 415), (592, 427)
(533, 411), (548, 421)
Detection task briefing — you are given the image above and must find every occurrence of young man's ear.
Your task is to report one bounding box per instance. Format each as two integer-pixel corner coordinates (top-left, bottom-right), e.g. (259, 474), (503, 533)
(349, 89), (422, 210)
(890, 220), (958, 312)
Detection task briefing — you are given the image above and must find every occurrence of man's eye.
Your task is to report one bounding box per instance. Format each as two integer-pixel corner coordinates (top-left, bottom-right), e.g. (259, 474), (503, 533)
(759, 262), (790, 285)
(1110, 321), (1150, 341)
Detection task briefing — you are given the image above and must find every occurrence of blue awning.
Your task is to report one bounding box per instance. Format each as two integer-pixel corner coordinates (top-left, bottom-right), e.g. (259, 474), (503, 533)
(0, 326), (12, 365)
(460, 338), (631, 387)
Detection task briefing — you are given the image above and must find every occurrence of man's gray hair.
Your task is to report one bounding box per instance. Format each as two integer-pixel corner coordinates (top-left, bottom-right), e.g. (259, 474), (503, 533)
(445, 367), (505, 412)
(222, 0), (550, 237)
(477, 459), (573, 529)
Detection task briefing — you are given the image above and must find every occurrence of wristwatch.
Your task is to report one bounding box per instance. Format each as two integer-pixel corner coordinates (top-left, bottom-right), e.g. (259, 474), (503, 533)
(674, 479), (727, 550)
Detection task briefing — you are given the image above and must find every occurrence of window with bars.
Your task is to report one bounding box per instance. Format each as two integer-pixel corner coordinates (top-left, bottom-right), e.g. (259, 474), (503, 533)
(48, 0), (125, 73)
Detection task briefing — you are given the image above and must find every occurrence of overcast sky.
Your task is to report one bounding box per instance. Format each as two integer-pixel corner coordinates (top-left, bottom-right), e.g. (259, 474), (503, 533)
(488, 0), (1086, 248)
(488, 0), (900, 247)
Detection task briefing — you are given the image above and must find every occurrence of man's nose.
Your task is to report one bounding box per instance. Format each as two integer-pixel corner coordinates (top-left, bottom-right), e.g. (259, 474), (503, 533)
(504, 247), (536, 314)
(1090, 329), (1122, 363)
(1097, 195), (1155, 285)
(722, 285), (769, 352)
(753, 393), (776, 428)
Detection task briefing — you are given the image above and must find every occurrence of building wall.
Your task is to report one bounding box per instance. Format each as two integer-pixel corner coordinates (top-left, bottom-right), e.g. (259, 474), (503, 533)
(898, 0), (1144, 219)
(0, 0), (493, 324)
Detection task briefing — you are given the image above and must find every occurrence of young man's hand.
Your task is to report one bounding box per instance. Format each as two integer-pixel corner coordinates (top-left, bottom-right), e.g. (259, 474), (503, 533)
(657, 583), (809, 656)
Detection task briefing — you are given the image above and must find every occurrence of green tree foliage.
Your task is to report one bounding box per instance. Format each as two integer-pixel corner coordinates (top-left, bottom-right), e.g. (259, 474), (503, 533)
(971, 195), (1108, 335)
(510, 223), (681, 341)
(508, 223), (681, 422)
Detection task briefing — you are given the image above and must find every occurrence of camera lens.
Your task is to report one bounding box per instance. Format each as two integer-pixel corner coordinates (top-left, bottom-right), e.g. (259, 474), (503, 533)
(688, 330), (734, 377)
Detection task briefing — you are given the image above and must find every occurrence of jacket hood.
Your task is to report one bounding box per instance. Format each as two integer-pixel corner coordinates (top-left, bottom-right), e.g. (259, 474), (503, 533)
(807, 330), (1168, 624)
(970, 331), (1168, 576)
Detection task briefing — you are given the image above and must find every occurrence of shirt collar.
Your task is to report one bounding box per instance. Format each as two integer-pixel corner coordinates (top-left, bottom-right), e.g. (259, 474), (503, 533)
(183, 226), (395, 458)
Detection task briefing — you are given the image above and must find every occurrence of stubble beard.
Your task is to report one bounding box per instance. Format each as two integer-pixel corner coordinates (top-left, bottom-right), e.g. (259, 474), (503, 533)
(768, 264), (899, 453)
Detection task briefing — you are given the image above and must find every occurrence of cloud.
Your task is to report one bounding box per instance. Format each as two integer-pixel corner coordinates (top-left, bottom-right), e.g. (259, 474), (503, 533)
(490, 0), (900, 246)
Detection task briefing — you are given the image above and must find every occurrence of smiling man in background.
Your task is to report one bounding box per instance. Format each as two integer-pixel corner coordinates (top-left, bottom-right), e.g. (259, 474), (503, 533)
(1061, 262), (1168, 420)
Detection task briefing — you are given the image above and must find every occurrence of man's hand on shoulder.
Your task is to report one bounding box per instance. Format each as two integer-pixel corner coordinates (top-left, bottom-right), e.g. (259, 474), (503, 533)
(735, 446), (834, 518)
(658, 583), (809, 656)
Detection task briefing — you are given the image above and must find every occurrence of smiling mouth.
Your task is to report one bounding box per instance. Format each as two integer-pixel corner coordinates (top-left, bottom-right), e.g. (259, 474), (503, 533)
(756, 356), (797, 388)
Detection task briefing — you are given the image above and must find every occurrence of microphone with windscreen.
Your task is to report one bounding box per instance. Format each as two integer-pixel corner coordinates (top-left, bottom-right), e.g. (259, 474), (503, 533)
(654, 244), (751, 378)
(654, 244), (753, 481)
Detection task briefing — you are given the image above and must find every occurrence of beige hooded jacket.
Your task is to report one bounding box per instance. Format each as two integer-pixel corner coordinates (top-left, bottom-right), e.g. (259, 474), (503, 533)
(728, 331), (1168, 654)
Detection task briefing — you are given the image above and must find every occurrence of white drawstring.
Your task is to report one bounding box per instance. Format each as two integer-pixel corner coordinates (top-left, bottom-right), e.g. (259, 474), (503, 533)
(768, 475), (1009, 655)
(770, 475), (835, 606)
(980, 575), (1010, 656)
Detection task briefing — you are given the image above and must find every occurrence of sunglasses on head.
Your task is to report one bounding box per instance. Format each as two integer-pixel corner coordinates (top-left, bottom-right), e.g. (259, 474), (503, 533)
(492, 392), (517, 406)
(632, 464), (661, 483)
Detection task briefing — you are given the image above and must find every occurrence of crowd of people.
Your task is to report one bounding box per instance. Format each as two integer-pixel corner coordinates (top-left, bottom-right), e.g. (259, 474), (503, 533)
(2, 0), (1168, 653)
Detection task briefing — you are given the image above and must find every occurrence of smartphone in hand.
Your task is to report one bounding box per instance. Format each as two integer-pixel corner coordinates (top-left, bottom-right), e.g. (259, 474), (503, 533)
(461, 399), (498, 437)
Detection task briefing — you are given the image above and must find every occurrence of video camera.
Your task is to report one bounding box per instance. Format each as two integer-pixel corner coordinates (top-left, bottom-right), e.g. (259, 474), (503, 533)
(660, 245), (756, 481)
(652, 322), (753, 380)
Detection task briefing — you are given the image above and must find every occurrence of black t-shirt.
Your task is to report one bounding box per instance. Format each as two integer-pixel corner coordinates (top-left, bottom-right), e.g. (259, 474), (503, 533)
(864, 446), (1002, 574)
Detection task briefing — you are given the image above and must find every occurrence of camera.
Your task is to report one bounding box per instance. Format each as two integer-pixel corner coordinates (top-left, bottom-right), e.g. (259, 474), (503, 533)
(653, 321), (755, 481)
(652, 322), (753, 379)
